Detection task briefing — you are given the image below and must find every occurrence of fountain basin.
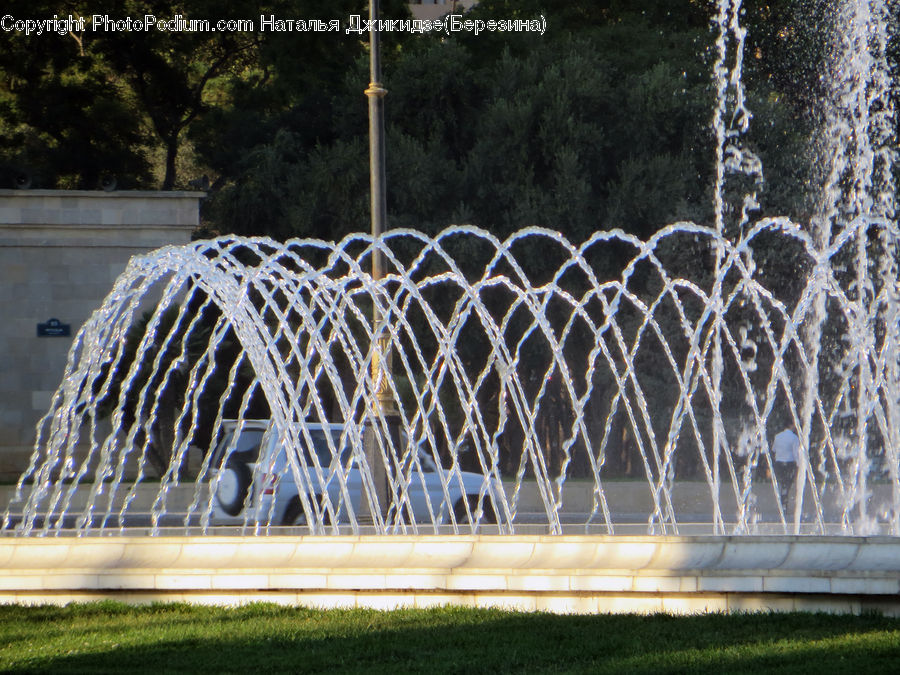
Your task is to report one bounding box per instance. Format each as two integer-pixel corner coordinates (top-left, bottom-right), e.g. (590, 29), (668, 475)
(2, 535), (898, 615)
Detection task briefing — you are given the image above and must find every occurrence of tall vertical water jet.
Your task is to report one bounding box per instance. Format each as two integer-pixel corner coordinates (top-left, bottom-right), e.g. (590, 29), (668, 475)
(808, 0), (898, 532)
(708, 0), (765, 534)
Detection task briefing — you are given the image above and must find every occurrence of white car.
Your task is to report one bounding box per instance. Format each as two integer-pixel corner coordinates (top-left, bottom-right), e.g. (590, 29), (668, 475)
(209, 419), (501, 528)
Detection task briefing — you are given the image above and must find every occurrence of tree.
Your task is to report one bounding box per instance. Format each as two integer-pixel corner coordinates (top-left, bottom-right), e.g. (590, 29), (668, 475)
(0, 1), (152, 188)
(0, 0), (399, 190)
(90, 1), (261, 189)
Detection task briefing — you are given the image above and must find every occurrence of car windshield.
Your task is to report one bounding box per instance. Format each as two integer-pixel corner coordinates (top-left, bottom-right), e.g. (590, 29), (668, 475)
(255, 426), (356, 473)
(294, 428), (350, 467)
(214, 421), (442, 474)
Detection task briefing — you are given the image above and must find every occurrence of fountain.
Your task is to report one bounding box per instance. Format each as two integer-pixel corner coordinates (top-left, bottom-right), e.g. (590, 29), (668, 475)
(6, 220), (899, 538)
(2, 0), (899, 613)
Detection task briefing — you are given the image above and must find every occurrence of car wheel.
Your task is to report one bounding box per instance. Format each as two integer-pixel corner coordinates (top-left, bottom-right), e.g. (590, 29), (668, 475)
(280, 497), (308, 526)
(481, 498), (498, 524)
(454, 495), (496, 525)
(216, 459), (252, 517)
(281, 496), (334, 527)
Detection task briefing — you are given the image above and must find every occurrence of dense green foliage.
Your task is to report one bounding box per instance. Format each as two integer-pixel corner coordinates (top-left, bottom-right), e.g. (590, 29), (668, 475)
(0, 0), (407, 193)
(1, 602), (899, 673)
(0, 0), (828, 241)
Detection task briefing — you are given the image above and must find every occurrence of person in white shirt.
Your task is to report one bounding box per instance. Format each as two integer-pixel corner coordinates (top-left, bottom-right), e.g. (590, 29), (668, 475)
(772, 428), (800, 506)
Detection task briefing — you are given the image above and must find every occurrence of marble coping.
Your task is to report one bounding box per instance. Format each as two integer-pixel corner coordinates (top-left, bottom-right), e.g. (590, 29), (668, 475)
(2, 535), (899, 582)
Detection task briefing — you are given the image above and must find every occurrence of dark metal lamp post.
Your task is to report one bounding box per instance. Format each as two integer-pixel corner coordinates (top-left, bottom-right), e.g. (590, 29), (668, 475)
(364, 0), (395, 525)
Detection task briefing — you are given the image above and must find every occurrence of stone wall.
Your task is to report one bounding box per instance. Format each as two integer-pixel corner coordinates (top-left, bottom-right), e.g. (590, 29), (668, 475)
(0, 190), (201, 479)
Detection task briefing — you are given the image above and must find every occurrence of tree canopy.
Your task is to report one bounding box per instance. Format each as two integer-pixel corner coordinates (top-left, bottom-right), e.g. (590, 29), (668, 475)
(0, 0), (871, 240)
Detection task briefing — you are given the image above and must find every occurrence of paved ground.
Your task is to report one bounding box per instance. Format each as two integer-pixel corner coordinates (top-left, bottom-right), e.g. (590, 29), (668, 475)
(3, 479), (896, 535)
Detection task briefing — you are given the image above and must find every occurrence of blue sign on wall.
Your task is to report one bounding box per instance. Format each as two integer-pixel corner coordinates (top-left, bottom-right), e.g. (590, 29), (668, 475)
(37, 318), (71, 337)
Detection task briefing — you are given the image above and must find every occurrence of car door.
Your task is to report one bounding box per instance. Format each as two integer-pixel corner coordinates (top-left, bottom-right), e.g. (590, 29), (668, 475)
(312, 425), (362, 525)
(405, 448), (448, 523)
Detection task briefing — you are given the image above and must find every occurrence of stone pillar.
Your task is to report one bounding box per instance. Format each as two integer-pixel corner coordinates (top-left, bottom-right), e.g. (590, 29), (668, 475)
(0, 190), (202, 479)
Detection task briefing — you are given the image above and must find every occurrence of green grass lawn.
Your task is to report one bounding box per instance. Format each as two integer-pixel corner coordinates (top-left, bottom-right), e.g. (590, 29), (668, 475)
(1, 603), (899, 673)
